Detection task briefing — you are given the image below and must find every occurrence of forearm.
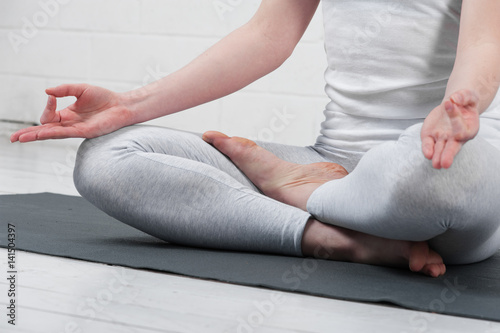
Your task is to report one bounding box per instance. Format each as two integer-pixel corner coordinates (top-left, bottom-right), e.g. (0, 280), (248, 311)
(121, 23), (291, 125)
(445, 43), (500, 114)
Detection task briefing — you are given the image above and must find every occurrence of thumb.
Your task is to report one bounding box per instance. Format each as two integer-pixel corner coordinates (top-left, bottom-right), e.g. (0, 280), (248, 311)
(39, 95), (60, 124)
(449, 89), (479, 108)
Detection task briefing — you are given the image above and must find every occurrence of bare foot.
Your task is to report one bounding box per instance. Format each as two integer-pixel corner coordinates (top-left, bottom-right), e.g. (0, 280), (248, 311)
(203, 131), (446, 277)
(302, 219), (446, 277)
(202, 131), (348, 210)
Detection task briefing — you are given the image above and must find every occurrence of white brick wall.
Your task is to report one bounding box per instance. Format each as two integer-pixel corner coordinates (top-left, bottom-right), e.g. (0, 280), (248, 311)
(0, 0), (328, 146)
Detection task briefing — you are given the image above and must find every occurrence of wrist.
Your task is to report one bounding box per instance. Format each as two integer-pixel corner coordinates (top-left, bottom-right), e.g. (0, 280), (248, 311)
(120, 87), (152, 125)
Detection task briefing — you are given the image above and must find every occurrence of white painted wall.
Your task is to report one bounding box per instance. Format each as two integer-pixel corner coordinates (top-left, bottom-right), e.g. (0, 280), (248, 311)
(0, 0), (328, 146)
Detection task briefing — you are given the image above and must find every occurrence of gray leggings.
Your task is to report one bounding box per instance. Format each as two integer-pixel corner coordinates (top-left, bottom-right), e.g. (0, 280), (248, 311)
(74, 123), (500, 264)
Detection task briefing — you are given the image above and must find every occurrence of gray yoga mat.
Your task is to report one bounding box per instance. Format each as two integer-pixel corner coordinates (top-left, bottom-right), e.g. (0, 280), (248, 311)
(1, 193), (499, 322)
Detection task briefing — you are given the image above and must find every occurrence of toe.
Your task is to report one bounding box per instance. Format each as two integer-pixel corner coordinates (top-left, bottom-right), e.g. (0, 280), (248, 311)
(202, 131), (237, 157)
(202, 131), (259, 160)
(408, 242), (447, 277)
(409, 242), (429, 272)
(202, 131), (229, 144)
(422, 263), (446, 277)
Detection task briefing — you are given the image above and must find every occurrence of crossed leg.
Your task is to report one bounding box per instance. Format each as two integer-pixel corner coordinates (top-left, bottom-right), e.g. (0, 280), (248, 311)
(202, 130), (446, 277)
(74, 125), (446, 277)
(304, 123), (500, 265)
(204, 121), (500, 268)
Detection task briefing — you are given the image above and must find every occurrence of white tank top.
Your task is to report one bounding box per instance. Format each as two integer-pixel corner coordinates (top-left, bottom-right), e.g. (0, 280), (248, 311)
(317, 0), (500, 153)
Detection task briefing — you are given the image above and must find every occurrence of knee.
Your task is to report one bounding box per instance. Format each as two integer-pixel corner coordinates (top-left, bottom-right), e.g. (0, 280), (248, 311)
(389, 125), (500, 217)
(73, 136), (111, 198)
(73, 127), (133, 197)
(73, 125), (198, 197)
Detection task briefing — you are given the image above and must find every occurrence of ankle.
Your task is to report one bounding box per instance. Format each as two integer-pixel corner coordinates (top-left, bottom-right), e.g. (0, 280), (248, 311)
(301, 219), (355, 261)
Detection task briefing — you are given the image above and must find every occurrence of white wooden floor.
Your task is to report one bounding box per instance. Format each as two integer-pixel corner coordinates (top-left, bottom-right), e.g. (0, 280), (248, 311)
(1, 126), (500, 333)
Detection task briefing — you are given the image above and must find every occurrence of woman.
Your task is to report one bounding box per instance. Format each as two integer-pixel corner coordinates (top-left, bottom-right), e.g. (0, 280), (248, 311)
(11, 0), (500, 277)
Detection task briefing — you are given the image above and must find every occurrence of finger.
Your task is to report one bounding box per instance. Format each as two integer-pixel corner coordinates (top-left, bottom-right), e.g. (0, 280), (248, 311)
(446, 99), (479, 142)
(14, 123), (79, 143)
(440, 140), (463, 169)
(45, 83), (89, 98)
(421, 136), (436, 159)
(40, 95), (60, 125)
(432, 138), (446, 169)
(445, 101), (467, 140)
(17, 130), (41, 143)
(15, 123), (64, 142)
(444, 100), (458, 117)
(10, 125), (41, 143)
(33, 125), (84, 141)
(450, 89), (478, 108)
(449, 91), (463, 105)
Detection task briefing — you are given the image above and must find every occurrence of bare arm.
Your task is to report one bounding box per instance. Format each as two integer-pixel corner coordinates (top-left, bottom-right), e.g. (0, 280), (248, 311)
(421, 0), (500, 168)
(126, 0), (320, 124)
(11, 0), (320, 142)
(444, 0), (500, 113)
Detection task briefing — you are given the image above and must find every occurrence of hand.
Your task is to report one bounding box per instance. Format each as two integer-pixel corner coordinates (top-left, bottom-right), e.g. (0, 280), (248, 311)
(421, 89), (480, 169)
(10, 84), (132, 143)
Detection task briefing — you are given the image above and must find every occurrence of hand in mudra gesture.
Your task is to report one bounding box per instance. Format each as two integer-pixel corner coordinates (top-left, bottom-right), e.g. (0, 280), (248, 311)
(421, 89), (480, 169)
(11, 84), (131, 143)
